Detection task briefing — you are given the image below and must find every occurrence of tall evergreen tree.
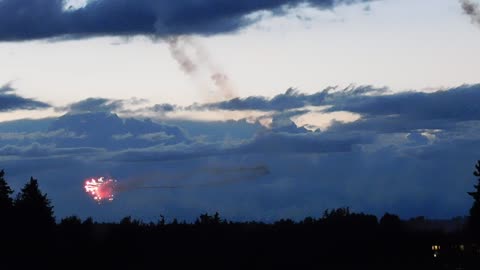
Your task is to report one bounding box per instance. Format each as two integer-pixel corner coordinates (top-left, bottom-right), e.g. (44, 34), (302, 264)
(0, 169), (14, 230)
(0, 171), (16, 268)
(15, 177), (55, 228)
(0, 169), (14, 212)
(468, 160), (480, 236)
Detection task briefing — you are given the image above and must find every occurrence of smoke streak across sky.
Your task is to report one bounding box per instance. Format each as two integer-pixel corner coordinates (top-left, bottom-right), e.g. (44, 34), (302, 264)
(460, 0), (480, 26)
(84, 165), (270, 203)
(166, 36), (237, 101)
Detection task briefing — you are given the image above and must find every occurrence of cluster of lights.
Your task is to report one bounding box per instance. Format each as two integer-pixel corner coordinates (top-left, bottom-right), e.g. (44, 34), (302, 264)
(84, 177), (117, 203)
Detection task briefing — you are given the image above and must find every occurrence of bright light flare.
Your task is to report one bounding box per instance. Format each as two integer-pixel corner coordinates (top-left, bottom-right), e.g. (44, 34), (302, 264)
(84, 177), (117, 203)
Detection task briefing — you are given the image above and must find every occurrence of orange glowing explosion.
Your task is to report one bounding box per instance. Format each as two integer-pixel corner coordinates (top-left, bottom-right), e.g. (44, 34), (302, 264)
(84, 177), (117, 203)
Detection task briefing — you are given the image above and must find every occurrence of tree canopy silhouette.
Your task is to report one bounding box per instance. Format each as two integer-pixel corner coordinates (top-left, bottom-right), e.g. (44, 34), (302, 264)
(468, 160), (480, 237)
(14, 177), (55, 229)
(380, 213), (402, 231)
(0, 170), (13, 212)
(0, 169), (14, 230)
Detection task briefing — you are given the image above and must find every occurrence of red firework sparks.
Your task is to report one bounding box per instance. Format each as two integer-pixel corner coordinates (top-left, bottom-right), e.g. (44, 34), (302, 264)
(84, 177), (117, 203)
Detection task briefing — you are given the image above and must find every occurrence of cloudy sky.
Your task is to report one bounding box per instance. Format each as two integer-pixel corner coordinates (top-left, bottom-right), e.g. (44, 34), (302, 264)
(1, 0), (480, 222)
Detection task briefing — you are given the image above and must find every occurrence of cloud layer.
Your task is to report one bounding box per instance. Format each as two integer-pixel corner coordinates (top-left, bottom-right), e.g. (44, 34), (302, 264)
(194, 86), (385, 111)
(0, 0), (371, 41)
(0, 83), (50, 112)
(1, 84), (479, 222)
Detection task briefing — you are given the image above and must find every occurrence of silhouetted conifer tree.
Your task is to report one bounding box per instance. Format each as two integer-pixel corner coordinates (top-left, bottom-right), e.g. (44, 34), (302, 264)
(0, 170), (13, 212)
(468, 160), (480, 238)
(380, 213), (402, 232)
(158, 215), (166, 226)
(323, 207), (351, 220)
(171, 218), (178, 225)
(0, 170), (14, 230)
(121, 216), (133, 225)
(15, 177), (55, 229)
(60, 215), (82, 227)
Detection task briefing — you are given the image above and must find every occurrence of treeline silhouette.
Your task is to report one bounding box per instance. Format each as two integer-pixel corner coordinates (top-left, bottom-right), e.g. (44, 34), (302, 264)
(1, 166), (480, 269)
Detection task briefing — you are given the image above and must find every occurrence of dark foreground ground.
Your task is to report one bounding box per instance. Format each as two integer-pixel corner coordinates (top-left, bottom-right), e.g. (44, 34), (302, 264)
(2, 212), (480, 269)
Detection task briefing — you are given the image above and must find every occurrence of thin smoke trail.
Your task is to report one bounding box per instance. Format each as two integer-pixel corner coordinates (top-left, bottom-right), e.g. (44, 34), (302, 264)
(460, 0), (480, 26)
(166, 36), (237, 101)
(116, 165), (270, 192)
(84, 166), (270, 203)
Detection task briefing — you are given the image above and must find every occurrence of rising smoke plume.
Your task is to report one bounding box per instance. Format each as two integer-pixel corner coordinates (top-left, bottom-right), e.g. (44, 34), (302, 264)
(460, 0), (480, 26)
(166, 36), (198, 74)
(166, 36), (237, 101)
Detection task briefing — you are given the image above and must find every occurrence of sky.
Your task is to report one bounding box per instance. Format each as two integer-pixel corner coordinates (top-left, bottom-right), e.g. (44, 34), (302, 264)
(1, 0), (480, 222)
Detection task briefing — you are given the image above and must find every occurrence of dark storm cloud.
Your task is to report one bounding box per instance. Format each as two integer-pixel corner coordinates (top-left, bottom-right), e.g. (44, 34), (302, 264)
(0, 129), (84, 141)
(326, 84), (480, 121)
(108, 131), (367, 162)
(60, 97), (173, 116)
(0, 142), (103, 157)
(194, 86), (385, 111)
(324, 84), (480, 134)
(196, 84), (480, 135)
(0, 0), (372, 41)
(0, 83), (50, 112)
(235, 131), (368, 154)
(168, 119), (264, 142)
(191, 87), (324, 111)
(151, 103), (176, 113)
(58, 97), (124, 113)
(48, 111), (190, 149)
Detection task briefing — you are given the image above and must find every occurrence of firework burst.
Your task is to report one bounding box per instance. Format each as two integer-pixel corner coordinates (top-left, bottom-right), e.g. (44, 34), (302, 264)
(84, 177), (117, 203)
